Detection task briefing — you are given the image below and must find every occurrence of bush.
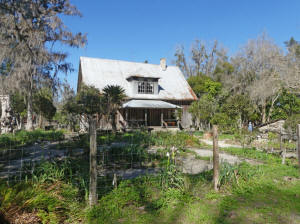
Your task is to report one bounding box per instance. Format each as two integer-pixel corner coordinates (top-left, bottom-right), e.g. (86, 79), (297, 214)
(211, 112), (237, 133)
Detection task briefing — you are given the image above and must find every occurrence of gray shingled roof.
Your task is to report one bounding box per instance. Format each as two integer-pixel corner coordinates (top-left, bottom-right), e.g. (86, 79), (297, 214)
(78, 57), (197, 101)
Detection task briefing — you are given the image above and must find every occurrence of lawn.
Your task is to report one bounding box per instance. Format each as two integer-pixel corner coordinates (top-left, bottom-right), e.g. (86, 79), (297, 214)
(0, 130), (300, 224)
(0, 129), (65, 150)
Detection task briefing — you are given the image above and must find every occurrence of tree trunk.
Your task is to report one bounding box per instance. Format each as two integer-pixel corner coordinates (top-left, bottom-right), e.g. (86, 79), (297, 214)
(89, 117), (98, 206)
(267, 94), (280, 123)
(26, 75), (34, 131)
(26, 88), (33, 131)
(38, 113), (43, 129)
(261, 103), (267, 124)
(16, 115), (21, 130)
(111, 113), (117, 133)
(213, 125), (219, 191)
(239, 113), (242, 129)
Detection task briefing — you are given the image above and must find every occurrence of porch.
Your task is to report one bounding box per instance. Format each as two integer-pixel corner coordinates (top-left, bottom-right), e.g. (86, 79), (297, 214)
(121, 100), (181, 128)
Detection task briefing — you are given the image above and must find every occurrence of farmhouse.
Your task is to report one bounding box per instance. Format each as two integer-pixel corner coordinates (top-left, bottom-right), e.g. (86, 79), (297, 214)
(77, 57), (197, 130)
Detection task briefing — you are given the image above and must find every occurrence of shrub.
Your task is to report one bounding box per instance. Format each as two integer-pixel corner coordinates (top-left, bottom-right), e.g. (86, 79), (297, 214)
(211, 112), (237, 133)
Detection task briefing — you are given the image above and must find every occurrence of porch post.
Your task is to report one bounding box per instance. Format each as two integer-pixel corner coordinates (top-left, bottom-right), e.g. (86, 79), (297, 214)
(125, 109), (128, 127)
(161, 110), (163, 127)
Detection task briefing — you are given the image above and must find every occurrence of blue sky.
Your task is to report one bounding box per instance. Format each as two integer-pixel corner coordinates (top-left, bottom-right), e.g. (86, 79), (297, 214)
(61, 0), (300, 90)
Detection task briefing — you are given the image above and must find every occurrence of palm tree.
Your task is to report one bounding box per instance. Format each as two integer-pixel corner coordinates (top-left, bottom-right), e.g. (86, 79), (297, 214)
(103, 85), (126, 133)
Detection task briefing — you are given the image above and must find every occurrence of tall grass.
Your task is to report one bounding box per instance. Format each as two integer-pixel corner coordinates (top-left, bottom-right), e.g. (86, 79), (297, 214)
(0, 129), (64, 149)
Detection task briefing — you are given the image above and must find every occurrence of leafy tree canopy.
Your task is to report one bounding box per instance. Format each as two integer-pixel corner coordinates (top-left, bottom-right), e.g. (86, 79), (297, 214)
(75, 85), (103, 116)
(33, 88), (56, 120)
(187, 75), (222, 97)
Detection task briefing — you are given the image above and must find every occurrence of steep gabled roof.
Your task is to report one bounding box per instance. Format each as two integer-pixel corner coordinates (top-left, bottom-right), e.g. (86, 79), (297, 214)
(78, 57), (197, 101)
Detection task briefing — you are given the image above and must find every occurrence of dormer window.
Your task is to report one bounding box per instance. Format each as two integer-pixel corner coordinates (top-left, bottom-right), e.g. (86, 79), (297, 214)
(138, 81), (154, 94)
(126, 75), (159, 95)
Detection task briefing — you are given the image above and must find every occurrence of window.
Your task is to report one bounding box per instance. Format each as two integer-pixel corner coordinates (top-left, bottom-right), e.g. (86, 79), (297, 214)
(138, 81), (154, 94)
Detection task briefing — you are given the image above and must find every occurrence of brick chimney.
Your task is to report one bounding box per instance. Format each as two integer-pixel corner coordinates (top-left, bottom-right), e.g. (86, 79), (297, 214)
(160, 58), (167, 71)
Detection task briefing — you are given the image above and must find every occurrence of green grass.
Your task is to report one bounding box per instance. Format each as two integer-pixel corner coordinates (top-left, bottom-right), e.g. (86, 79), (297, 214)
(218, 134), (235, 140)
(58, 130), (203, 152)
(195, 155), (211, 161)
(0, 129), (64, 150)
(221, 146), (284, 163)
(86, 162), (300, 224)
(0, 181), (86, 223)
(3, 160), (299, 224)
(217, 163), (300, 224)
(1, 131), (300, 223)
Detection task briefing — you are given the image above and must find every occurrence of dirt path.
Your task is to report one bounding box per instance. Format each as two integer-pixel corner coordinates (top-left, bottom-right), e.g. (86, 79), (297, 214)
(0, 140), (262, 180)
(200, 139), (242, 148)
(0, 143), (83, 179)
(178, 147), (262, 174)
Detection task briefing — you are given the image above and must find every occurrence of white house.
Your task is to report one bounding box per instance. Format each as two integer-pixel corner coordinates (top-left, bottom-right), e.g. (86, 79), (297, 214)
(77, 57), (197, 130)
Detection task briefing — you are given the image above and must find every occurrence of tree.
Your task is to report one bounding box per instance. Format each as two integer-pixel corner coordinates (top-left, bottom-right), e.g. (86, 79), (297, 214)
(58, 84), (79, 131)
(284, 37), (300, 57)
(270, 89), (300, 120)
(221, 94), (257, 128)
(213, 61), (234, 82)
(174, 40), (228, 78)
(103, 85), (126, 133)
(0, 0), (87, 130)
(281, 38), (300, 92)
(187, 75), (222, 98)
(75, 85), (104, 206)
(10, 92), (26, 130)
(33, 88), (56, 129)
(189, 94), (218, 130)
(230, 33), (284, 124)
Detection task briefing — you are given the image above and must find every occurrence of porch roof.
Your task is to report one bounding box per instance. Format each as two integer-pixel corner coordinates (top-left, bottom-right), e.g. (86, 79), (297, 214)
(122, 100), (181, 109)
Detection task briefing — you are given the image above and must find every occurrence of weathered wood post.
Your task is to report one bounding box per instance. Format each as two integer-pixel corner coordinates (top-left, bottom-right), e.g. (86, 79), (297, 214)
(89, 117), (98, 206)
(297, 124), (300, 170)
(212, 125), (219, 191)
(113, 173), (118, 189)
(281, 128), (286, 165)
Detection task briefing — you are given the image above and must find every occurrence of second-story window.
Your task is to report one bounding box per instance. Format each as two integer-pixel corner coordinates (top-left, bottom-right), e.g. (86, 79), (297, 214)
(138, 81), (154, 94)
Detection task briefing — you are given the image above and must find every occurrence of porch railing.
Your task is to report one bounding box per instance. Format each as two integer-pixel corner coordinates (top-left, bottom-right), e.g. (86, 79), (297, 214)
(123, 119), (179, 129)
(126, 119), (147, 128)
(162, 119), (178, 128)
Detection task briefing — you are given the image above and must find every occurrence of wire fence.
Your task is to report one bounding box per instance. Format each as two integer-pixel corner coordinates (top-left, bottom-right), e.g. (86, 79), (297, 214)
(1, 128), (299, 194)
(0, 133), (166, 195)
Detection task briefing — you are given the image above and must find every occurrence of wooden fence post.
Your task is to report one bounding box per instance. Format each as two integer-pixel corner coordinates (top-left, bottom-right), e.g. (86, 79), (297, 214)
(281, 128), (286, 165)
(89, 117), (98, 206)
(297, 124), (300, 170)
(213, 125), (219, 191)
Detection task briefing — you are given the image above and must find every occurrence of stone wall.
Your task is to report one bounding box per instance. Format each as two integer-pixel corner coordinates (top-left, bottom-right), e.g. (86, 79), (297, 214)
(258, 120), (286, 134)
